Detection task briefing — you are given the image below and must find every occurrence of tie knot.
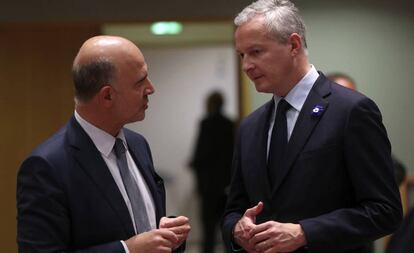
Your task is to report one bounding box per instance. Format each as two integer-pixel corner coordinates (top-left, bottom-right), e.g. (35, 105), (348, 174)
(113, 138), (126, 157)
(277, 99), (291, 114)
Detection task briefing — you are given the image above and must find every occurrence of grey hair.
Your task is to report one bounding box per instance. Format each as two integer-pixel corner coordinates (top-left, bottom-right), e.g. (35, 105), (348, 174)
(72, 57), (116, 102)
(235, 0), (307, 48)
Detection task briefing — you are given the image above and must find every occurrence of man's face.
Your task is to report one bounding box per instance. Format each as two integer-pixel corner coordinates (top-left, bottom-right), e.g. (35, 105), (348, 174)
(111, 47), (155, 124)
(235, 16), (294, 95)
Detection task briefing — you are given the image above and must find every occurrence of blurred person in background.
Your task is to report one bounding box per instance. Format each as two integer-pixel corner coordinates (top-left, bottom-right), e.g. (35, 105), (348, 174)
(326, 72), (356, 90)
(190, 91), (234, 253)
(385, 207), (414, 253)
(385, 165), (412, 253)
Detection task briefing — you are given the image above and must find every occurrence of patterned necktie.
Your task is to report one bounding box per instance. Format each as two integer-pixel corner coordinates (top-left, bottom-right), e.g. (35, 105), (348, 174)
(113, 138), (151, 233)
(268, 99), (291, 188)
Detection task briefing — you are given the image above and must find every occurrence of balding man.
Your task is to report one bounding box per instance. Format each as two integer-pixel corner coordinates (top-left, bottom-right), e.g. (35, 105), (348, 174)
(17, 36), (190, 253)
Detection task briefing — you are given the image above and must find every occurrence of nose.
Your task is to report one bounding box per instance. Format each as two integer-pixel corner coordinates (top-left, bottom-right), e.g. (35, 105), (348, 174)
(145, 78), (155, 95)
(242, 57), (253, 73)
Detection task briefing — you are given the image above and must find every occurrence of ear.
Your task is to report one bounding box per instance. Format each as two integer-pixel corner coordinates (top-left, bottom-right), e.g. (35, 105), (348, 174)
(97, 85), (114, 108)
(289, 33), (303, 56)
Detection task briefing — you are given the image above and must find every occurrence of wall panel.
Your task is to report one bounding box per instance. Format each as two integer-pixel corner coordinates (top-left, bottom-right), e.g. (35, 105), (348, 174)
(0, 23), (100, 252)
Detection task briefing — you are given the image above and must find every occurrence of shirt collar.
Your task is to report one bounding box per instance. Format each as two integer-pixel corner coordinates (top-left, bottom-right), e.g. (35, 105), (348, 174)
(74, 110), (127, 157)
(273, 65), (319, 111)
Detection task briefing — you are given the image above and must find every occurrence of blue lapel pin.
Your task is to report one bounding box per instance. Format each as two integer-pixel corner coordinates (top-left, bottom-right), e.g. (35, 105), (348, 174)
(311, 105), (325, 117)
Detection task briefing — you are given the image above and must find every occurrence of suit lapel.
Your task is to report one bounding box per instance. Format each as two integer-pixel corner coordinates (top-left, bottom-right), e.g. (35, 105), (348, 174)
(67, 117), (135, 236)
(272, 75), (331, 195)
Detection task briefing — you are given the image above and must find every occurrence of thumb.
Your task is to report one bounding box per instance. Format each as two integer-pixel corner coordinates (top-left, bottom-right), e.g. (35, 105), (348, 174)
(244, 202), (264, 219)
(159, 216), (167, 228)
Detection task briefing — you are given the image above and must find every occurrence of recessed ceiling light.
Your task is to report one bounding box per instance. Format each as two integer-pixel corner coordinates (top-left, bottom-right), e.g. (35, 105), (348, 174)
(150, 22), (183, 35)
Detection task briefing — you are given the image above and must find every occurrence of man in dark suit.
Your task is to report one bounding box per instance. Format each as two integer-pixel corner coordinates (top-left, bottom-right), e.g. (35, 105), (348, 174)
(17, 36), (190, 253)
(190, 91), (234, 253)
(222, 1), (402, 253)
(327, 72), (408, 184)
(326, 72), (408, 253)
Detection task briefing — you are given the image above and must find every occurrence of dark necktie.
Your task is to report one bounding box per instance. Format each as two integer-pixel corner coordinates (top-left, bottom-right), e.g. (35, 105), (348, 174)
(113, 138), (151, 234)
(267, 99), (291, 188)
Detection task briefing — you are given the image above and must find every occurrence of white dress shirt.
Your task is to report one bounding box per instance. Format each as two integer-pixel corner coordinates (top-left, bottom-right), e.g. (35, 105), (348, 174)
(267, 65), (320, 157)
(74, 111), (156, 252)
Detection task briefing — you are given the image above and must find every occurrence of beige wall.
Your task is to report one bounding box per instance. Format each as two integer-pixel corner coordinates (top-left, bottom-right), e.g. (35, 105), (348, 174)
(0, 24), (99, 253)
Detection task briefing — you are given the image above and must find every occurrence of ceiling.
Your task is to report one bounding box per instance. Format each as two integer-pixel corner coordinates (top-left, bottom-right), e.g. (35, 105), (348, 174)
(102, 21), (235, 47)
(0, 0), (252, 22)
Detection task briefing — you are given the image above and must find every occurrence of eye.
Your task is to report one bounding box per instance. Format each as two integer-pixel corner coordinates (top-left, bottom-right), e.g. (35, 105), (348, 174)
(238, 52), (245, 59)
(252, 48), (262, 55)
(136, 74), (148, 87)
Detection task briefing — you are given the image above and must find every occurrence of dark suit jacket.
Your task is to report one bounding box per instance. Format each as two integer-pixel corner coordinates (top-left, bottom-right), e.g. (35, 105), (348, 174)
(17, 116), (178, 253)
(222, 74), (403, 253)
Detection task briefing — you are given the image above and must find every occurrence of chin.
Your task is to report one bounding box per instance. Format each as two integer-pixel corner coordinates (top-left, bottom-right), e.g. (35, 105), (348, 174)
(126, 114), (145, 124)
(136, 113), (146, 121)
(254, 84), (273, 94)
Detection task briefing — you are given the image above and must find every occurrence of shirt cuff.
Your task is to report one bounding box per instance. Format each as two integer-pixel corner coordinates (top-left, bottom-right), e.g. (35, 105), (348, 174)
(231, 241), (244, 252)
(121, 240), (130, 253)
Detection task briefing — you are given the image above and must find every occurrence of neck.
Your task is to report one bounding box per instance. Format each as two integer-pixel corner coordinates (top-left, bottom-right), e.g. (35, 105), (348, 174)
(275, 57), (311, 97)
(75, 103), (122, 137)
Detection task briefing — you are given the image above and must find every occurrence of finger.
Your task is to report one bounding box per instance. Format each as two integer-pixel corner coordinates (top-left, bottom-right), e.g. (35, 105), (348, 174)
(160, 216), (189, 228)
(263, 245), (278, 253)
(245, 202), (264, 218)
(158, 228), (179, 244)
(250, 221), (273, 237)
(159, 216), (169, 228)
(150, 233), (174, 249)
(255, 239), (275, 252)
(167, 224), (191, 235)
(176, 233), (186, 241)
(158, 245), (173, 253)
(249, 223), (275, 246)
(249, 229), (269, 245)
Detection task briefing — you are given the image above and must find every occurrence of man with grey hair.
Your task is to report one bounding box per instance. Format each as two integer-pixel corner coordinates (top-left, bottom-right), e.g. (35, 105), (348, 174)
(17, 36), (190, 253)
(222, 1), (402, 253)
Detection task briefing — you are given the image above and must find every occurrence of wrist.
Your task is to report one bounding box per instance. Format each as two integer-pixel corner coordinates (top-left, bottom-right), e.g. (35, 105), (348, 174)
(231, 224), (243, 251)
(124, 238), (134, 253)
(295, 224), (307, 248)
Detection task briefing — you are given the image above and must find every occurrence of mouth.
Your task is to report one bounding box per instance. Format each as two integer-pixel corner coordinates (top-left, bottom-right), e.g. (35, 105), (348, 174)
(250, 74), (264, 81)
(144, 97), (149, 109)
